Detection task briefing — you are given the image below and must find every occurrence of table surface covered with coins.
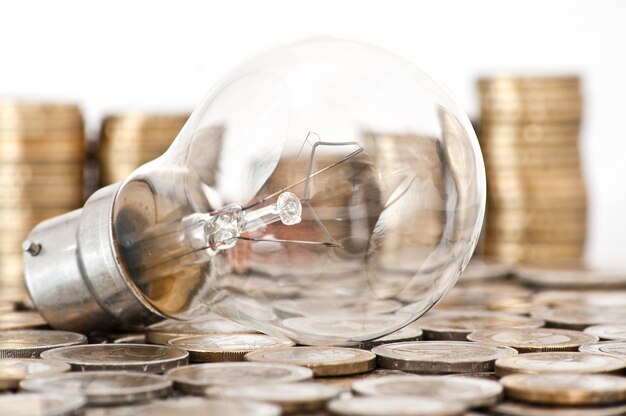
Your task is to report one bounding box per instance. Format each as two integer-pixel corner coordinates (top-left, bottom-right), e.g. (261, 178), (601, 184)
(3, 260), (626, 415)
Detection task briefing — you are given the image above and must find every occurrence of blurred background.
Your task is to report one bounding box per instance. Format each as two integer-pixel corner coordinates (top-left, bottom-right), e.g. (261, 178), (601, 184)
(0, 0), (625, 290)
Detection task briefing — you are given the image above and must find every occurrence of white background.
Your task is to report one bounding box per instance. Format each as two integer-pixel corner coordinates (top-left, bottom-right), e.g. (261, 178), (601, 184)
(1, 0), (625, 266)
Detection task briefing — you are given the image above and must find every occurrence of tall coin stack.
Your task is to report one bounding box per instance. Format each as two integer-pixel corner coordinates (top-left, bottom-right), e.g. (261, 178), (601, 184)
(98, 113), (189, 185)
(0, 102), (85, 289)
(478, 76), (586, 264)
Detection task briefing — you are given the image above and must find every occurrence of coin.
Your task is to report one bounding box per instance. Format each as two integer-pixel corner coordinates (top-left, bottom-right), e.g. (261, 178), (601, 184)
(40, 344), (188, 373)
(114, 334), (147, 344)
(533, 291), (626, 309)
(169, 334), (294, 362)
(457, 259), (511, 283)
(166, 362), (313, 395)
(281, 315), (412, 345)
(467, 328), (598, 352)
(20, 371), (172, 405)
(500, 373), (626, 405)
(355, 326), (423, 349)
(517, 266), (626, 289)
(0, 329), (87, 358)
(352, 374), (502, 408)
(146, 317), (257, 345)
(415, 310), (544, 340)
(489, 401), (626, 416)
(0, 359), (70, 390)
(579, 341), (626, 358)
(95, 397), (282, 416)
(0, 312), (47, 330)
(314, 368), (411, 392)
(244, 347), (376, 377)
(494, 352), (626, 377)
(0, 392), (86, 416)
(206, 382), (341, 413)
(531, 307), (626, 330)
(584, 324), (626, 341)
(327, 396), (466, 416)
(272, 297), (401, 317)
(372, 341), (517, 373)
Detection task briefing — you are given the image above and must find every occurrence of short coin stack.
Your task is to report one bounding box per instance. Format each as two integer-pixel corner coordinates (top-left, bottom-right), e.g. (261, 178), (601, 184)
(98, 113), (189, 185)
(0, 102), (85, 291)
(477, 76), (586, 263)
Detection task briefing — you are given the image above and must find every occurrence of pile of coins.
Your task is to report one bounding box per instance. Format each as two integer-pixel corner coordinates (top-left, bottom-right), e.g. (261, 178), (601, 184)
(98, 113), (189, 185)
(477, 76), (586, 263)
(0, 102), (85, 291)
(5, 261), (626, 415)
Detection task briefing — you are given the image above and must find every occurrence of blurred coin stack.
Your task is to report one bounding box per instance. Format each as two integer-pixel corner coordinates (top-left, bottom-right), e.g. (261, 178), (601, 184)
(0, 102), (85, 289)
(478, 76), (586, 263)
(98, 113), (189, 185)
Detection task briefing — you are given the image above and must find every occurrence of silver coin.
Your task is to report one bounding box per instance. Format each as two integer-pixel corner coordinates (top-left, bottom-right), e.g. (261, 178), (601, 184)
(458, 259), (511, 283)
(40, 344), (188, 373)
(0, 358), (70, 390)
(579, 341), (626, 358)
(146, 317), (257, 345)
(207, 382), (341, 413)
(373, 341), (517, 373)
(166, 362), (313, 395)
(531, 307), (626, 330)
(281, 315), (410, 345)
(0, 330), (87, 358)
(584, 324), (626, 341)
(534, 291), (626, 309)
(490, 401), (626, 416)
(467, 328), (598, 352)
(416, 310), (544, 340)
(351, 374), (502, 408)
(355, 326), (423, 349)
(273, 297), (401, 318)
(20, 371), (172, 405)
(516, 266), (626, 289)
(86, 397), (281, 416)
(0, 392), (86, 416)
(169, 334), (294, 362)
(495, 352), (626, 377)
(327, 396), (466, 416)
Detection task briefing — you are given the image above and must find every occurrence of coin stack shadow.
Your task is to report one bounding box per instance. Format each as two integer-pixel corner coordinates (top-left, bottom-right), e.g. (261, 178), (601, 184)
(98, 113), (190, 185)
(477, 76), (586, 263)
(0, 102), (85, 290)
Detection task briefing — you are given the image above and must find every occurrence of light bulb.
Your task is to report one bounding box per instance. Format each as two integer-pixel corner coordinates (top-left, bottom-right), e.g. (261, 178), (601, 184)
(23, 39), (485, 346)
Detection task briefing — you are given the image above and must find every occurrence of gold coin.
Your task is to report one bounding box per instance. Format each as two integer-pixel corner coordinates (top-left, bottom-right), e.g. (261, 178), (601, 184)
(477, 76), (580, 91)
(146, 317), (257, 345)
(495, 352), (626, 377)
(244, 346), (376, 377)
(500, 373), (626, 406)
(168, 334), (294, 362)
(0, 102), (82, 119)
(467, 328), (598, 352)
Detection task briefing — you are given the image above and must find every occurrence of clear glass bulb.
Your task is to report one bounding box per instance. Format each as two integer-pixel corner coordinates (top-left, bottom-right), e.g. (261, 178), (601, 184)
(112, 39), (486, 345)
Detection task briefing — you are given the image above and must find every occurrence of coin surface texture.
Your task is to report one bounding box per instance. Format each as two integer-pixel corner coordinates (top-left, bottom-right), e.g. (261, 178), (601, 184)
(584, 324), (626, 341)
(500, 373), (626, 405)
(579, 341), (626, 358)
(166, 362), (313, 395)
(327, 396), (466, 416)
(169, 334), (294, 362)
(20, 371), (172, 405)
(495, 352), (626, 376)
(244, 347), (376, 377)
(0, 358), (70, 390)
(40, 343), (188, 373)
(100, 397), (281, 416)
(0, 329), (87, 358)
(373, 341), (517, 373)
(352, 374), (502, 407)
(467, 328), (598, 352)
(0, 392), (86, 416)
(206, 382), (341, 413)
(489, 401), (626, 416)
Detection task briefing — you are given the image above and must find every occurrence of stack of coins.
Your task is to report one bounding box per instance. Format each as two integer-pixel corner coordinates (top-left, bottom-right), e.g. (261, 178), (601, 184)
(477, 76), (586, 263)
(98, 113), (189, 185)
(0, 102), (85, 289)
